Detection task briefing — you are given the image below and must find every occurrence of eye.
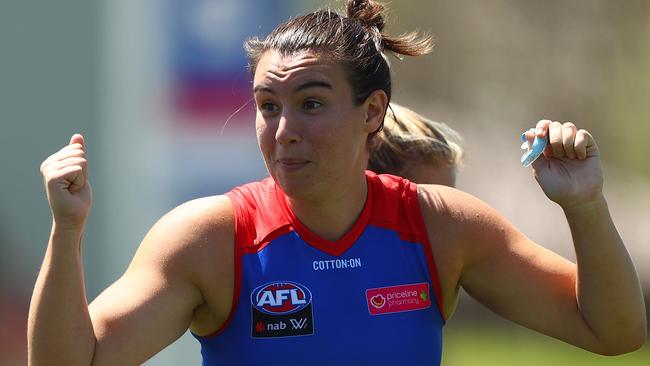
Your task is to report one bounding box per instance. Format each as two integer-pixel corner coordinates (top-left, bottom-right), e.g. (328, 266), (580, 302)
(259, 101), (280, 113)
(303, 100), (322, 110)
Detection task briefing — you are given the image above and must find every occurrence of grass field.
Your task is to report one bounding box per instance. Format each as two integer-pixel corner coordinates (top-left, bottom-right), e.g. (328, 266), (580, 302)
(442, 325), (650, 366)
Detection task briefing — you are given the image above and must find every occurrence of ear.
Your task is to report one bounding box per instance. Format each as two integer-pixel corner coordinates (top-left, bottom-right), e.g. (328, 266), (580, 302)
(362, 89), (389, 134)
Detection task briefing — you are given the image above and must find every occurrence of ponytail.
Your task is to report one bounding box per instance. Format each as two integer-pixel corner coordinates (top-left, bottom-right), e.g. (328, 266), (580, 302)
(346, 0), (433, 57)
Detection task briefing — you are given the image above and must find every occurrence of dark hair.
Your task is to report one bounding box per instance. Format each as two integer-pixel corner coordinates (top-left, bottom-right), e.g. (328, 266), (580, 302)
(245, 0), (433, 130)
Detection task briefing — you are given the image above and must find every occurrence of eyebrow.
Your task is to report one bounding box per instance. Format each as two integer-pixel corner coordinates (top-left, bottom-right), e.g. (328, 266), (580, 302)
(294, 80), (332, 93)
(253, 80), (333, 95)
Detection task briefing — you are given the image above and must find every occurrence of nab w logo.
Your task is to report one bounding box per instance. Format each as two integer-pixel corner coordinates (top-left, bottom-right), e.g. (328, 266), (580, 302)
(289, 318), (308, 329)
(251, 281), (312, 315)
(250, 281), (315, 338)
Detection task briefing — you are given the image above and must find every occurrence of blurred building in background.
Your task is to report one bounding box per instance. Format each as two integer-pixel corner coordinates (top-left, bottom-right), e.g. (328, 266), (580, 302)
(1, 1), (648, 365)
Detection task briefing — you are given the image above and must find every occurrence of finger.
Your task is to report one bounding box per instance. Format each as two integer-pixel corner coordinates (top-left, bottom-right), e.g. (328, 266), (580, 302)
(58, 155), (89, 188)
(62, 143), (84, 152)
(42, 143), (84, 163)
(70, 134), (85, 147)
(574, 129), (597, 160)
(535, 119), (552, 138)
(56, 157), (88, 171)
(523, 128), (535, 147)
(41, 148), (86, 174)
(562, 122), (577, 159)
(42, 157), (88, 180)
(548, 121), (565, 157)
(53, 148), (86, 161)
(67, 164), (86, 192)
(47, 165), (86, 193)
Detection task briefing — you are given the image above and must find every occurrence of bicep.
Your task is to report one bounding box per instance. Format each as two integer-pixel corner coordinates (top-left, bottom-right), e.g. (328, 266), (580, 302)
(84, 197), (230, 365)
(88, 263), (202, 365)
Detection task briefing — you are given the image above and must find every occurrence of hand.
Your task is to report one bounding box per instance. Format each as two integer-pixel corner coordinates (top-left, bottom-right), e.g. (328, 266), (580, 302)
(40, 134), (93, 230)
(526, 120), (604, 209)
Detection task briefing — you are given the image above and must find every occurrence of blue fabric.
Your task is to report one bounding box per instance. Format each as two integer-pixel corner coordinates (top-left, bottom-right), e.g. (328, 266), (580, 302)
(194, 225), (444, 365)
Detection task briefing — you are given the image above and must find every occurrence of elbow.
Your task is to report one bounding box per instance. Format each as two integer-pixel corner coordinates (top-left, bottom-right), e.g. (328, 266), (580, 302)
(593, 327), (647, 356)
(596, 342), (645, 357)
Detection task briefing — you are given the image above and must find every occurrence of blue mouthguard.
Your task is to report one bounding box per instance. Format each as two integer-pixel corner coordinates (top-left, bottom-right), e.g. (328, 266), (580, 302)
(520, 129), (547, 167)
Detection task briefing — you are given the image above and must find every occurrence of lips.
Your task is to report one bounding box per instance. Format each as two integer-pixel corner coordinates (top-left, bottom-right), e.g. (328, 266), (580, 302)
(276, 158), (310, 172)
(277, 157), (309, 164)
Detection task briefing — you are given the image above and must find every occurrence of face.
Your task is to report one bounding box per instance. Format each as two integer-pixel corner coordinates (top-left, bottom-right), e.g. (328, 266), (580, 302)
(253, 50), (385, 201)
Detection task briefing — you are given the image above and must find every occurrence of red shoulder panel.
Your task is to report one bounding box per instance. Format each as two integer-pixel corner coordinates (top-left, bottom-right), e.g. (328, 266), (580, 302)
(226, 177), (292, 254)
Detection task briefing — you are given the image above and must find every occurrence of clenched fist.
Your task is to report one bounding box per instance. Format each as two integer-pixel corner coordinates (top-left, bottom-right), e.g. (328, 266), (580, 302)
(524, 120), (604, 209)
(40, 134), (92, 230)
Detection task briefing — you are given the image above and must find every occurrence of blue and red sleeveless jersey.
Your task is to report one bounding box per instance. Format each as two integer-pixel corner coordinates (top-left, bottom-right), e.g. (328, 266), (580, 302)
(194, 171), (445, 365)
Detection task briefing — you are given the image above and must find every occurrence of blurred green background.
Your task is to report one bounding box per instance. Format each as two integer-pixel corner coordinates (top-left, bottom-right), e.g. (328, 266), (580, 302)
(443, 325), (650, 366)
(1, 0), (648, 365)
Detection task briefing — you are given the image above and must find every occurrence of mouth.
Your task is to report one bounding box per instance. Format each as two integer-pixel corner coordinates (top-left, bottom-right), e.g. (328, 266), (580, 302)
(276, 158), (311, 172)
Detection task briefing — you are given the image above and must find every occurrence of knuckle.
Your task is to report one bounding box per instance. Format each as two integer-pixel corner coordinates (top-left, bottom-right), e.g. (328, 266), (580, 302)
(41, 162), (53, 176)
(562, 122), (577, 130)
(44, 171), (57, 186)
(66, 148), (84, 157)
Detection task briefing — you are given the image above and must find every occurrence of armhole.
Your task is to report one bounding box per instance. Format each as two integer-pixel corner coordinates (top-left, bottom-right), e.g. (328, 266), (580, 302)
(407, 182), (446, 322)
(193, 192), (247, 340)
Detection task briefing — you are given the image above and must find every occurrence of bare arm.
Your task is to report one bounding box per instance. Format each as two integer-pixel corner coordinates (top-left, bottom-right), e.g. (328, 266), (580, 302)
(87, 194), (232, 365)
(449, 192), (645, 355)
(29, 134), (96, 365)
(421, 121), (646, 355)
(29, 225), (96, 365)
(29, 134), (233, 365)
(564, 195), (645, 352)
(530, 120), (646, 353)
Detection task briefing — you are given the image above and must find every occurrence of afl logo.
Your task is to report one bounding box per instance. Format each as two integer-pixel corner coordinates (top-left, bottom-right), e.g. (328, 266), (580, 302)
(251, 281), (312, 315)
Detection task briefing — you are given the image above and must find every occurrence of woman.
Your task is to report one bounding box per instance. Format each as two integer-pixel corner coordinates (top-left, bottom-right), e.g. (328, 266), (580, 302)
(29, 1), (646, 365)
(369, 102), (463, 186)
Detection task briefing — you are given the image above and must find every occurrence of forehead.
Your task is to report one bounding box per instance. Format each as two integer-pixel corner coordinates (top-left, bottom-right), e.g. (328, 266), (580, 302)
(253, 50), (348, 92)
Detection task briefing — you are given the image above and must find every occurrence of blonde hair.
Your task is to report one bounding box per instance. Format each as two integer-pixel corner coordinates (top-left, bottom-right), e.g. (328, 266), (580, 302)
(368, 103), (464, 177)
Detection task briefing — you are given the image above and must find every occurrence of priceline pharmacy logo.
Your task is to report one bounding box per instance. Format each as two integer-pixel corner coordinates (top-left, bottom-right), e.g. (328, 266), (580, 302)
(366, 283), (431, 315)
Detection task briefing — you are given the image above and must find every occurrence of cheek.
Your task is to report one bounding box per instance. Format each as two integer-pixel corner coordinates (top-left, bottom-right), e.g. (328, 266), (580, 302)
(255, 116), (272, 151)
(317, 117), (364, 162)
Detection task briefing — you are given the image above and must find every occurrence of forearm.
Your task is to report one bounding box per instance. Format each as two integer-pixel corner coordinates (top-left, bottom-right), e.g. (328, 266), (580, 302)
(28, 223), (96, 366)
(565, 196), (647, 353)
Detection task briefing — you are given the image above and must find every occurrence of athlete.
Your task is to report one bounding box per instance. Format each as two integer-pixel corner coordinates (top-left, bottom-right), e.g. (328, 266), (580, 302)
(368, 102), (463, 187)
(29, 1), (646, 365)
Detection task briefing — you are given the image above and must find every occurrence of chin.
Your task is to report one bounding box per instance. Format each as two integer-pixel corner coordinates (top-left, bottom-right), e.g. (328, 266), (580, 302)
(273, 172), (320, 201)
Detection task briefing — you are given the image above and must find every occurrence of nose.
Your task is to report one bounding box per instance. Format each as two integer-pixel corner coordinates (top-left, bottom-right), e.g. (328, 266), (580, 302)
(275, 112), (302, 145)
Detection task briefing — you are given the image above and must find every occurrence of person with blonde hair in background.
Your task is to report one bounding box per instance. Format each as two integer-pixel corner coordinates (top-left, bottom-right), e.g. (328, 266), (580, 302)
(369, 102), (463, 186)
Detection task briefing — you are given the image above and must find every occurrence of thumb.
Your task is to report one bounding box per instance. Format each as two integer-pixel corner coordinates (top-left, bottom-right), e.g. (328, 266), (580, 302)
(70, 133), (85, 147)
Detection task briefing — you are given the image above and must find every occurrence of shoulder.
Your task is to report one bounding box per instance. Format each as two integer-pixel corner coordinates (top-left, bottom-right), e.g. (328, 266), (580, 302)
(146, 195), (234, 246)
(417, 184), (511, 228)
(128, 195), (235, 281)
(415, 184), (525, 261)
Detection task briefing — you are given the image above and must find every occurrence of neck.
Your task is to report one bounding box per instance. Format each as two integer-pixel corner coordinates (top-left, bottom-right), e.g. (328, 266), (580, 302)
(285, 173), (368, 242)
